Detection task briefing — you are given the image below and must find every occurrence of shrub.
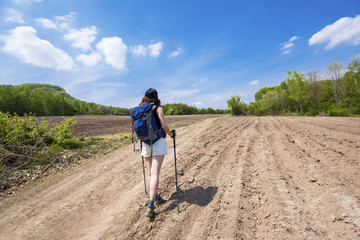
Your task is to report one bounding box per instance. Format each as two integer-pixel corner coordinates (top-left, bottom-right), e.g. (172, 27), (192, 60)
(54, 117), (76, 144)
(329, 108), (348, 116)
(0, 112), (77, 169)
(61, 139), (82, 149)
(227, 95), (248, 116)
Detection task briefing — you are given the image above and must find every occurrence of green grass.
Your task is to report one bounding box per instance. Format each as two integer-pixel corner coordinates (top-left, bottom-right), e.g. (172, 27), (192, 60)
(173, 123), (191, 128)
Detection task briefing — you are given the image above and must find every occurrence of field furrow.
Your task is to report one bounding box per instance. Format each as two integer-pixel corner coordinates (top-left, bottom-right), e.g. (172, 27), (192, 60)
(1, 116), (359, 240)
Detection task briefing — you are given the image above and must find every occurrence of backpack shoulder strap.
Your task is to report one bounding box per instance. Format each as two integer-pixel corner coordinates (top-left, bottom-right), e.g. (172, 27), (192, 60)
(151, 104), (158, 112)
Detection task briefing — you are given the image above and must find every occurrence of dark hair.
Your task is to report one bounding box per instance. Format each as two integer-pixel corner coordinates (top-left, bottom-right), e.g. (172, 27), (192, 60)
(140, 96), (161, 106)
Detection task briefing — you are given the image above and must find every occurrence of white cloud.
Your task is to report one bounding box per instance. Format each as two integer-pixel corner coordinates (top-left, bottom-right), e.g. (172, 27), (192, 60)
(76, 52), (102, 67)
(193, 101), (204, 107)
(131, 42), (166, 58)
(281, 42), (294, 50)
(169, 48), (182, 57)
(36, 12), (77, 31)
(36, 17), (58, 29)
(249, 80), (259, 85)
(280, 36), (299, 54)
(1, 26), (76, 71)
(289, 36), (299, 42)
(96, 37), (128, 70)
(54, 12), (77, 30)
(4, 8), (24, 23)
(148, 41), (163, 57)
(309, 15), (360, 49)
(130, 45), (146, 57)
(282, 50), (291, 54)
(64, 26), (97, 51)
(55, 12), (76, 23)
(37, 13), (97, 52)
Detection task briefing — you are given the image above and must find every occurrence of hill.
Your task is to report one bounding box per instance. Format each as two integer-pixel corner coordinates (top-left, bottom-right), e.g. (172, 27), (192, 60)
(17, 83), (75, 99)
(0, 83), (130, 116)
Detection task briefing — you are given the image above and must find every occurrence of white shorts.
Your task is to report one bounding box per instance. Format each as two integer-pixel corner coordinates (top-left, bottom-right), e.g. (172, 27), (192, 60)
(141, 138), (168, 157)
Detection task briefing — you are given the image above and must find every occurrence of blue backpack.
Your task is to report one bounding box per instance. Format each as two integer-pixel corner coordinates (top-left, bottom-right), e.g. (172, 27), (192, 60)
(130, 103), (165, 146)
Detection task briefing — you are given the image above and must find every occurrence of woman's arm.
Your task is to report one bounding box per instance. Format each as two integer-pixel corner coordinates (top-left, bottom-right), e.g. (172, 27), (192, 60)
(157, 106), (175, 138)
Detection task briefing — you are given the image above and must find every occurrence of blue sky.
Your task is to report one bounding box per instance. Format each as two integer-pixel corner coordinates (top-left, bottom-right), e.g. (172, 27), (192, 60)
(0, 0), (360, 109)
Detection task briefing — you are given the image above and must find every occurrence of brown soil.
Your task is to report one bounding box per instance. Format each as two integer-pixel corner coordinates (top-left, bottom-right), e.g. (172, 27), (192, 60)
(38, 114), (222, 138)
(0, 116), (359, 239)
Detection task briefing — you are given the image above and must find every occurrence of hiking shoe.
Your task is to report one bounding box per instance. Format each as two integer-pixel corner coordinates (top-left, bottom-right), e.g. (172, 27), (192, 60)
(154, 196), (167, 208)
(145, 207), (155, 218)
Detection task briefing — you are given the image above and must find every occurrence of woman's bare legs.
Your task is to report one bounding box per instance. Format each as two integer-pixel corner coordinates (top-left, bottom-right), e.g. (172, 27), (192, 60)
(145, 155), (165, 201)
(145, 157), (152, 198)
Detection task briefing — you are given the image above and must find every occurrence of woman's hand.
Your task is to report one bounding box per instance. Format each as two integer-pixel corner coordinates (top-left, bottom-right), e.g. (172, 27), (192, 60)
(171, 130), (176, 138)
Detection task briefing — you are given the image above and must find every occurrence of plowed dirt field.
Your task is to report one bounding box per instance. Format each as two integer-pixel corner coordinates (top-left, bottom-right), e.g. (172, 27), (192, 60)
(38, 114), (222, 137)
(0, 116), (359, 240)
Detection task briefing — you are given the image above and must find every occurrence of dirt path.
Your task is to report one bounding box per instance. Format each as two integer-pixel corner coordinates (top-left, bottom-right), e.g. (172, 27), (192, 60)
(0, 116), (359, 239)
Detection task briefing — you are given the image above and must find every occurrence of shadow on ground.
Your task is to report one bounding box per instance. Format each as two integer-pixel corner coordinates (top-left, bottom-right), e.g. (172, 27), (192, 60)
(160, 185), (218, 213)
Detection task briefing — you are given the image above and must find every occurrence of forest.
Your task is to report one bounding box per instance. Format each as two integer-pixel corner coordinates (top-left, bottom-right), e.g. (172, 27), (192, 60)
(0, 83), (226, 116)
(228, 56), (360, 116)
(162, 103), (228, 115)
(0, 83), (130, 116)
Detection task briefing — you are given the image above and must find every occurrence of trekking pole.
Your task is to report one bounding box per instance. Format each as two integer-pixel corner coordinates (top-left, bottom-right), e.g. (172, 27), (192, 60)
(140, 141), (147, 195)
(172, 130), (180, 213)
(131, 122), (136, 152)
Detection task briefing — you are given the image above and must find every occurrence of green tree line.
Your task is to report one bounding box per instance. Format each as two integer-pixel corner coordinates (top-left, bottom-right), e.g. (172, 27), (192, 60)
(228, 56), (360, 116)
(162, 103), (229, 115)
(0, 83), (229, 116)
(0, 84), (130, 116)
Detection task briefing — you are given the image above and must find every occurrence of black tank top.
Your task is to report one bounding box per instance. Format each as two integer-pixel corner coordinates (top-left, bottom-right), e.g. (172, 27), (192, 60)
(153, 106), (166, 138)
(153, 106), (161, 129)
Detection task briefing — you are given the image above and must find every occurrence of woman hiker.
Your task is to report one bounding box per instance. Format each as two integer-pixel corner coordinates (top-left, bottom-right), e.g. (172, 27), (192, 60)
(138, 88), (176, 218)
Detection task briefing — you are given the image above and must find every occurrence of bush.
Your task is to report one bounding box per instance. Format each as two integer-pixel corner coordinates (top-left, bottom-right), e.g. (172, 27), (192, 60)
(0, 113), (53, 146)
(329, 108), (348, 116)
(54, 117), (76, 144)
(60, 139), (82, 149)
(0, 112), (77, 169)
(0, 112), (134, 191)
(227, 95), (248, 116)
